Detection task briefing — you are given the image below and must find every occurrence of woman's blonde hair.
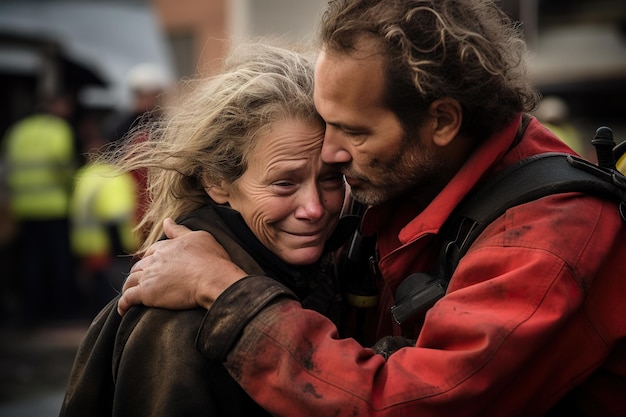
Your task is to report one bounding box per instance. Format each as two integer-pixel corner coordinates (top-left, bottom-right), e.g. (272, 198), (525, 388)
(107, 42), (321, 253)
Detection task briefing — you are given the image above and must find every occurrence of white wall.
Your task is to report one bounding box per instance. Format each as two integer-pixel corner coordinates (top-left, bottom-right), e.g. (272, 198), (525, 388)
(230, 0), (327, 47)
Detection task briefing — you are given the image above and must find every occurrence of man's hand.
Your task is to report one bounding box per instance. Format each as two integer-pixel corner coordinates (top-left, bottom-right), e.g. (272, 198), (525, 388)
(117, 218), (248, 316)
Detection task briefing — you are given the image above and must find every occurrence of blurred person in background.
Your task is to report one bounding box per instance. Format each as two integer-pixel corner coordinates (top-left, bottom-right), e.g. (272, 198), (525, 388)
(70, 113), (139, 316)
(107, 62), (171, 145)
(106, 63), (172, 241)
(1, 91), (79, 323)
(615, 140), (626, 175)
(533, 95), (590, 159)
(0, 148), (20, 322)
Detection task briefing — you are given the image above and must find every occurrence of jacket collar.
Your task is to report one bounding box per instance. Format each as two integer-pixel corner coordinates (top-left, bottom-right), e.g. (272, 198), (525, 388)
(213, 205), (305, 282)
(213, 204), (356, 295)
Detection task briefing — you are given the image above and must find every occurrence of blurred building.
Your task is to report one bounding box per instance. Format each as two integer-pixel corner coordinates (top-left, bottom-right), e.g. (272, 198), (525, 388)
(154, 0), (626, 143)
(151, 0), (327, 78)
(0, 0), (328, 132)
(500, 0), (626, 143)
(0, 1), (175, 133)
(0, 0), (624, 147)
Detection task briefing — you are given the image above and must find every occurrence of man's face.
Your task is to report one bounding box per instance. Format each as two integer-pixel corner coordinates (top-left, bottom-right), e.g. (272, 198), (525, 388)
(314, 42), (444, 207)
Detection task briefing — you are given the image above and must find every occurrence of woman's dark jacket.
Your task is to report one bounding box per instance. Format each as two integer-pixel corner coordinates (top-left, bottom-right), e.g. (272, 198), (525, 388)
(59, 205), (347, 417)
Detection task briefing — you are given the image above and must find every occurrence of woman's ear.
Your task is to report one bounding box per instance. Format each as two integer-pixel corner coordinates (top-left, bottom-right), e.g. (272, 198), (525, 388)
(205, 181), (230, 204)
(427, 98), (462, 147)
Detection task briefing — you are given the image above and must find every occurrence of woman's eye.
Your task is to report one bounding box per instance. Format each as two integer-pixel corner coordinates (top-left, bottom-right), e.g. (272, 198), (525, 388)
(270, 179), (299, 191)
(273, 181), (295, 188)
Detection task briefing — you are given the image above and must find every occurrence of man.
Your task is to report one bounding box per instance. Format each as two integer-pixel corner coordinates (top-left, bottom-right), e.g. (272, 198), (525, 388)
(106, 63), (172, 238)
(106, 62), (171, 146)
(2, 92), (78, 322)
(69, 126), (139, 314)
(533, 95), (589, 159)
(118, 0), (626, 415)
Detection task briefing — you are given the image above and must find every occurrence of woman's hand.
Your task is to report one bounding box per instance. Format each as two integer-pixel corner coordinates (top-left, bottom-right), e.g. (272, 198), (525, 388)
(117, 218), (248, 316)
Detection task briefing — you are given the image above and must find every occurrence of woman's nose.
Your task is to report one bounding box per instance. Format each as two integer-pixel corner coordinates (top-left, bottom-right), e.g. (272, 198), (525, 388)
(294, 186), (325, 221)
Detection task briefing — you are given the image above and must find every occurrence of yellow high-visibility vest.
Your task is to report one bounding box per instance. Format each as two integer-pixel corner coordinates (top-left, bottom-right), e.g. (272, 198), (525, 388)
(3, 114), (76, 219)
(617, 151), (626, 176)
(70, 162), (139, 257)
(543, 122), (585, 156)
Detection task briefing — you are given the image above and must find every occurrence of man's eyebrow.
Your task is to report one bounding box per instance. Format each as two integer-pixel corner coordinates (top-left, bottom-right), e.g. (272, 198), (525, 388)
(325, 120), (365, 131)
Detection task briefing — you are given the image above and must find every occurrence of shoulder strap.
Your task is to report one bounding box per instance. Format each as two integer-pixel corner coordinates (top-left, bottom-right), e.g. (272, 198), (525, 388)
(391, 126), (626, 325)
(438, 152), (626, 282)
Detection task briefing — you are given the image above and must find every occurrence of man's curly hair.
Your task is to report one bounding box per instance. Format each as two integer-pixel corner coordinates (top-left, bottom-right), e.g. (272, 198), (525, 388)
(318, 0), (539, 140)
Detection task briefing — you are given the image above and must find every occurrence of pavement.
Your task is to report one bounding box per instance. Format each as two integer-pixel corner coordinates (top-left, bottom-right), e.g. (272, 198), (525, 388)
(0, 319), (90, 417)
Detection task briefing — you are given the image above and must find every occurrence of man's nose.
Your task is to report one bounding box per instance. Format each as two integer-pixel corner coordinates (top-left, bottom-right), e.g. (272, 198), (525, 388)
(321, 129), (352, 164)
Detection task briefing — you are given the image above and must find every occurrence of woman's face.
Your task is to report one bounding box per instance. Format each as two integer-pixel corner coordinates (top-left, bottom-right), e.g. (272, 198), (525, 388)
(212, 118), (345, 265)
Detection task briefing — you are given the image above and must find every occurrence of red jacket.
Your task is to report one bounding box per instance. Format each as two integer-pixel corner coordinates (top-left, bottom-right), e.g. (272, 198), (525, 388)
(198, 114), (626, 416)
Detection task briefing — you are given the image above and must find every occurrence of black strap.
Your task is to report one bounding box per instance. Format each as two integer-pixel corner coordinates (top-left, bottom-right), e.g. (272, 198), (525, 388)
(439, 152), (626, 281)
(391, 151), (626, 325)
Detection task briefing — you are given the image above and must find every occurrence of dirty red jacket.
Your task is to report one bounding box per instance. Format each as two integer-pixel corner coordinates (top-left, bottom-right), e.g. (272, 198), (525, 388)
(199, 114), (626, 416)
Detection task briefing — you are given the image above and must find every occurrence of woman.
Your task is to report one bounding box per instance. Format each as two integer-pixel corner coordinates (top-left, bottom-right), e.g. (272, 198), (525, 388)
(60, 43), (350, 417)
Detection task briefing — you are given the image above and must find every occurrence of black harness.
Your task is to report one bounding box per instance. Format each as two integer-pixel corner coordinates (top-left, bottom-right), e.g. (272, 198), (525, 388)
(391, 125), (626, 324)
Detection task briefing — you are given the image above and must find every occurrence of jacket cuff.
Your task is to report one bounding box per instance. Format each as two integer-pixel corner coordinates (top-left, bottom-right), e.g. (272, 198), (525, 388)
(196, 275), (297, 361)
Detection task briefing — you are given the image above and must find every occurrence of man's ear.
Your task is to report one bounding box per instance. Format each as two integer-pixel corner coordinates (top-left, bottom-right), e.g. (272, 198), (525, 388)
(427, 98), (462, 147)
(205, 181), (230, 204)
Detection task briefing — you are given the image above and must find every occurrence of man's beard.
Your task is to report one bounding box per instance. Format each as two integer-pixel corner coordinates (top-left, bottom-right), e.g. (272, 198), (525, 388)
(345, 134), (446, 207)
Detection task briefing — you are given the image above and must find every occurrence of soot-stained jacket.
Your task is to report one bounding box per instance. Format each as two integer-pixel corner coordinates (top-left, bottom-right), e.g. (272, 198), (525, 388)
(59, 204), (348, 417)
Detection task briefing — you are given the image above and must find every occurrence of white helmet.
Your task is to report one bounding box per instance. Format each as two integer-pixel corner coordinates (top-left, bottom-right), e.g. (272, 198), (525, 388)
(127, 63), (171, 93)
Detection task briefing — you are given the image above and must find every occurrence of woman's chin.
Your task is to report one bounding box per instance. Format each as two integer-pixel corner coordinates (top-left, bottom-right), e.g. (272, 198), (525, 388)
(279, 247), (324, 266)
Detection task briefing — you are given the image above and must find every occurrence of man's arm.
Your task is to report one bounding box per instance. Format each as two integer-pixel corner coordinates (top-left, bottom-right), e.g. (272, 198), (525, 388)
(117, 218), (247, 315)
(198, 246), (589, 417)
